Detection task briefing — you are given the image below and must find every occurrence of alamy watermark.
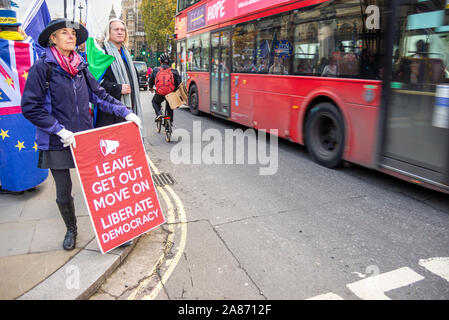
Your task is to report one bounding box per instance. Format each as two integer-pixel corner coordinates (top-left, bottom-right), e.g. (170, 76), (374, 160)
(65, 265), (80, 290)
(170, 121), (279, 176)
(365, 5), (380, 30)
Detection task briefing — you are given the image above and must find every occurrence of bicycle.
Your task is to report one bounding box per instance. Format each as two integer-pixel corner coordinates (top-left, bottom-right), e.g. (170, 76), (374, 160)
(156, 104), (172, 143)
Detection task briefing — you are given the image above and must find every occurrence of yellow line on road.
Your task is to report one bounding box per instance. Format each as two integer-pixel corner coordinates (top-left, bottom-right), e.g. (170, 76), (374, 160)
(146, 154), (160, 175)
(127, 184), (175, 300)
(127, 152), (187, 300)
(141, 185), (188, 300)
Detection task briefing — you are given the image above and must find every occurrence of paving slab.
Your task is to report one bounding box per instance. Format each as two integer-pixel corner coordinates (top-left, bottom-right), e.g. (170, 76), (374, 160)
(0, 249), (79, 300)
(0, 220), (36, 257)
(19, 178), (55, 222)
(0, 195), (26, 223)
(30, 216), (95, 253)
(18, 248), (122, 300)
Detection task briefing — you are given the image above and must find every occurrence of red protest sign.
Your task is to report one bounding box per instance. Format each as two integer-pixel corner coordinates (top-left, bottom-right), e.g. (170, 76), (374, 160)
(71, 122), (165, 253)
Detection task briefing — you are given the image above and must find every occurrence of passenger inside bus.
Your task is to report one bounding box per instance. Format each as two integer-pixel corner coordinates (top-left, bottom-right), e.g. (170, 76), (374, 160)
(394, 39), (445, 85)
(257, 57), (269, 73)
(412, 39), (427, 58)
(340, 51), (358, 76)
(321, 56), (338, 77)
(393, 48), (401, 75)
(219, 61), (229, 73)
(243, 57), (257, 72)
(296, 59), (313, 74)
(314, 57), (328, 75)
(233, 56), (241, 72)
(360, 49), (379, 79)
(269, 56), (287, 74)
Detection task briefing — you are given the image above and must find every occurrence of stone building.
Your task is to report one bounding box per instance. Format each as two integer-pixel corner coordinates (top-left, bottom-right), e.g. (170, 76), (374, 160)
(0, 0), (10, 9)
(121, 0), (146, 58)
(109, 5), (117, 20)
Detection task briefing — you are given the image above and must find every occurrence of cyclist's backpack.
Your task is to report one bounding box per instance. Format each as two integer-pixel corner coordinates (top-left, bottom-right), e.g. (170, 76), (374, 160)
(155, 68), (175, 96)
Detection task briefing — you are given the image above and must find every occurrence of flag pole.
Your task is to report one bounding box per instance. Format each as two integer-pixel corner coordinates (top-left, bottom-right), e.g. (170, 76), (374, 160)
(64, 0), (67, 18)
(84, 0), (88, 26)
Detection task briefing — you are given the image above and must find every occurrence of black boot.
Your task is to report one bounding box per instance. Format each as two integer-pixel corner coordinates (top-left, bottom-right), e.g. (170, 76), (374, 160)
(56, 198), (77, 251)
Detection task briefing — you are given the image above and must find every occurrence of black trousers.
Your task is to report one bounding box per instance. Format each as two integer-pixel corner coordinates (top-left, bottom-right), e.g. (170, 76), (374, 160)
(152, 94), (173, 122)
(96, 109), (126, 128)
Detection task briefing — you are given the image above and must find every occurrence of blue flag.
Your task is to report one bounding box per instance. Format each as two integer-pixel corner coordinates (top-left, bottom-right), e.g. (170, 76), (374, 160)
(0, 37), (48, 192)
(270, 31), (277, 66)
(258, 40), (270, 59)
(22, 0), (51, 58)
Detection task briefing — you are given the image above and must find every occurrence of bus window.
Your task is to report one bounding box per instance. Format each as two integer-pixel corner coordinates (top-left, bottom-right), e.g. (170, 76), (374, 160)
(201, 32), (210, 71)
(293, 0), (385, 79)
(211, 30), (220, 72)
(177, 0), (202, 12)
(187, 35), (201, 71)
(232, 23), (257, 73)
(257, 14), (293, 75)
(180, 40), (187, 83)
(186, 33), (210, 72)
(385, 0), (449, 177)
(393, 4), (449, 86)
(294, 22), (318, 75)
(257, 22), (277, 74)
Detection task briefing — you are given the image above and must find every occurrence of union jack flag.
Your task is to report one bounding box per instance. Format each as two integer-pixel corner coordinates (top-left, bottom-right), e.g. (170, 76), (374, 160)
(0, 37), (37, 116)
(0, 37), (47, 192)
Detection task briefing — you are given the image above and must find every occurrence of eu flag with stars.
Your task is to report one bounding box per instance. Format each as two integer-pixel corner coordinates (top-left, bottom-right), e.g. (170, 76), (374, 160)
(0, 37), (48, 192)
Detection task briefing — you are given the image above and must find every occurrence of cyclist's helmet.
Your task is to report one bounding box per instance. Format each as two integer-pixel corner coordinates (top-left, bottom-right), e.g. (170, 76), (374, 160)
(159, 53), (171, 64)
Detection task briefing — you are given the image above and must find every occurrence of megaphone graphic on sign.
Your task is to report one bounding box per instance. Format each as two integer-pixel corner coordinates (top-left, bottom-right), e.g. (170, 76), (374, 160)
(100, 139), (120, 156)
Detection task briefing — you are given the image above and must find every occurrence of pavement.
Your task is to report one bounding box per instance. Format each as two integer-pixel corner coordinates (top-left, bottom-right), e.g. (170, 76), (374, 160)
(0, 169), (138, 300)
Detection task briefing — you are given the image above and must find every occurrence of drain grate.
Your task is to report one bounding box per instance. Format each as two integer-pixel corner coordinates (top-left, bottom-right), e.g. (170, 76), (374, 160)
(152, 173), (176, 187)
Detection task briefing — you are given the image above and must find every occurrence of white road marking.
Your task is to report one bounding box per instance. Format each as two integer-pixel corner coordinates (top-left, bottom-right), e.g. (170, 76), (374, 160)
(419, 257), (449, 282)
(346, 267), (425, 300)
(144, 150), (446, 300)
(307, 293), (344, 300)
(351, 272), (367, 278)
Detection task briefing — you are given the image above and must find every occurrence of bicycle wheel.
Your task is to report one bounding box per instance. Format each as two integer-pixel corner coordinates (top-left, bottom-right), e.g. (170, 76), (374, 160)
(165, 122), (172, 143)
(156, 119), (161, 133)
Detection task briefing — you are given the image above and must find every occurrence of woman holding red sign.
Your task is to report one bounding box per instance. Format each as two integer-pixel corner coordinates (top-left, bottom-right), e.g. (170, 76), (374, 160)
(21, 19), (142, 251)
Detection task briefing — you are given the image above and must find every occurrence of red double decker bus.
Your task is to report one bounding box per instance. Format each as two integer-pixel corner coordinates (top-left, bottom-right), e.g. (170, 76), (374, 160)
(174, 0), (449, 193)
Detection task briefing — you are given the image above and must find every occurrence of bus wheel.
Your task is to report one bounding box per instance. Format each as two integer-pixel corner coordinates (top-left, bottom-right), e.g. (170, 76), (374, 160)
(305, 102), (345, 168)
(189, 85), (200, 116)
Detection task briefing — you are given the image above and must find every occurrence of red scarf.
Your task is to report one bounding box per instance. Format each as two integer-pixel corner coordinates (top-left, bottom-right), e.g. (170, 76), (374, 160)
(50, 46), (81, 77)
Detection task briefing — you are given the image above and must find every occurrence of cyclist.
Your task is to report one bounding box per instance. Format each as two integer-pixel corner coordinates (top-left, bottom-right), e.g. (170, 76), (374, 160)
(148, 53), (182, 124)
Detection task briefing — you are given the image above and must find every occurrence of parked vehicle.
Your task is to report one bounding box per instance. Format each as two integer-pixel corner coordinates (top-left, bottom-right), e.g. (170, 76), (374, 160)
(133, 61), (148, 90)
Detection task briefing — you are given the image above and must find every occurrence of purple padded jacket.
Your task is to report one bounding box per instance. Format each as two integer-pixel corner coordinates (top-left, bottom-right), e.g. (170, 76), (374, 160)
(21, 47), (131, 151)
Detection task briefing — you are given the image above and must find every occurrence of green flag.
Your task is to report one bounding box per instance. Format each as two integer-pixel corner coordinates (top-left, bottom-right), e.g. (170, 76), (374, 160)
(86, 37), (115, 81)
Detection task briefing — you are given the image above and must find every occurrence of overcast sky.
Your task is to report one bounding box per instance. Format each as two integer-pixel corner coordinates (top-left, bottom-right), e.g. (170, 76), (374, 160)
(14, 0), (122, 36)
